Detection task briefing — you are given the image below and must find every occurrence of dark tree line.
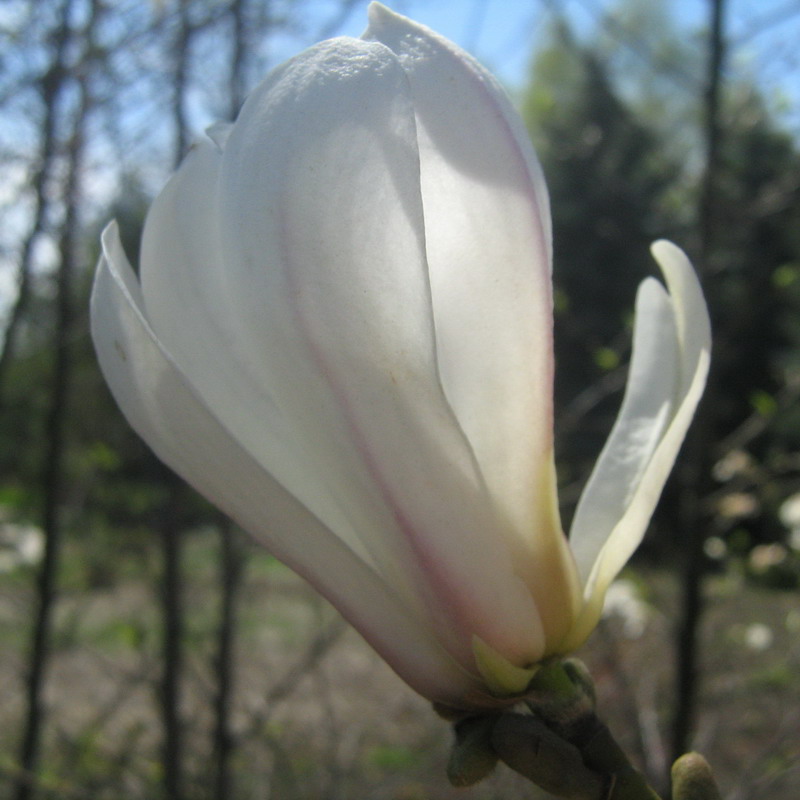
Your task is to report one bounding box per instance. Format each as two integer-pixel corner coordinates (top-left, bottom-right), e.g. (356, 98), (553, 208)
(526, 0), (800, 790)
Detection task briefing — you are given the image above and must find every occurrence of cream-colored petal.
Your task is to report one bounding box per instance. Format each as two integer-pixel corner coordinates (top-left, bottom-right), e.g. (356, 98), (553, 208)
(564, 242), (710, 649)
(92, 221), (486, 707)
(364, 2), (580, 645)
(140, 36), (546, 670)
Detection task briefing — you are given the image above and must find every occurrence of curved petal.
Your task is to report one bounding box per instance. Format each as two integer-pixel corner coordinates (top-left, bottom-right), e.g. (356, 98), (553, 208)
(139, 131), (398, 587)
(151, 37), (545, 671)
(137, 135), (375, 563)
(140, 138), (290, 474)
(91, 221), (490, 708)
(564, 242), (710, 649)
(364, 3), (580, 644)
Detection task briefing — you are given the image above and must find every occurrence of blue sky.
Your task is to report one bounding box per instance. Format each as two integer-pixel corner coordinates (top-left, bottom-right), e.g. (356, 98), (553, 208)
(3, 0), (798, 312)
(289, 0), (800, 134)
(296, 0), (701, 86)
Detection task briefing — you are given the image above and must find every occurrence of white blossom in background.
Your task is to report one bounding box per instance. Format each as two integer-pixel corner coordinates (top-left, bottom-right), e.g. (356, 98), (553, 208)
(601, 579), (651, 640)
(742, 623), (773, 652)
(0, 519), (45, 574)
(779, 493), (800, 550)
(90, 3), (710, 710)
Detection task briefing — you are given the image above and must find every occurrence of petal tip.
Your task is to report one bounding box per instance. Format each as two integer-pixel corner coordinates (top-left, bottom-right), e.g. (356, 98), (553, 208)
(206, 121), (232, 151)
(101, 219), (120, 247)
(650, 238), (687, 269)
(472, 636), (538, 696)
(365, 1), (411, 39)
(367, 1), (394, 23)
(98, 220), (125, 276)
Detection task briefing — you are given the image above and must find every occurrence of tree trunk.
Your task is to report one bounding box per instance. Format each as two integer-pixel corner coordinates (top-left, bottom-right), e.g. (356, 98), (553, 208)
(670, 0), (727, 770)
(15, 0), (94, 792)
(0, 1), (72, 401)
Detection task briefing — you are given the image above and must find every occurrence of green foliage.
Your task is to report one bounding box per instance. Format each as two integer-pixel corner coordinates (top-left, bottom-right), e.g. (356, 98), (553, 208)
(525, 21), (681, 495)
(367, 744), (419, 771)
(523, 10), (800, 559)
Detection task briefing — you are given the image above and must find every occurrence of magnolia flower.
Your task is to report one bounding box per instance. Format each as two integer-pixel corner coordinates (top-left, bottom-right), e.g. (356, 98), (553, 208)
(91, 3), (710, 711)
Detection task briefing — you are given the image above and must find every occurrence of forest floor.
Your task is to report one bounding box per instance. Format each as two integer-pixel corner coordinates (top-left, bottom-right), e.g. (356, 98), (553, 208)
(0, 529), (798, 799)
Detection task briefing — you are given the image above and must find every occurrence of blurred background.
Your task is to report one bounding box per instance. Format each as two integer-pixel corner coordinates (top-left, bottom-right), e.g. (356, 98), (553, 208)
(1, 0), (799, 797)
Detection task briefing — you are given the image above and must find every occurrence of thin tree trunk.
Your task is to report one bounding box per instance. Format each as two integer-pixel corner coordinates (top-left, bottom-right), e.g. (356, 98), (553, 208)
(172, 0), (192, 168)
(14, 3), (92, 792)
(157, 5), (193, 797)
(158, 478), (185, 800)
(228, 0), (247, 119)
(211, 5), (250, 797)
(670, 0), (726, 769)
(213, 519), (245, 800)
(0, 2), (72, 401)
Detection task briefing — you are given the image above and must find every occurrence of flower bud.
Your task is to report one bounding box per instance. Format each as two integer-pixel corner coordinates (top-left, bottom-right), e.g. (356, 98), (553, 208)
(91, 3), (710, 708)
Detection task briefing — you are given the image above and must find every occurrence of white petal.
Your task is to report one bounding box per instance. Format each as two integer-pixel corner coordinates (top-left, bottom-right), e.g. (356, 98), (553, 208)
(139, 137), (383, 577)
(364, 4), (580, 643)
(139, 132), (389, 585)
(91, 222), (486, 707)
(163, 38), (545, 668)
(569, 279), (679, 582)
(138, 138), (339, 560)
(565, 242), (710, 649)
(140, 138), (257, 440)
